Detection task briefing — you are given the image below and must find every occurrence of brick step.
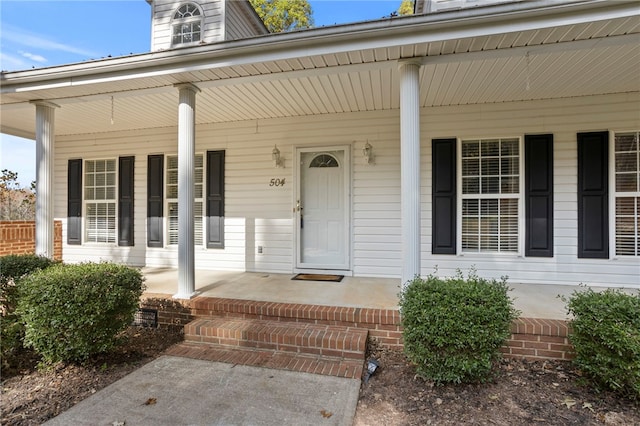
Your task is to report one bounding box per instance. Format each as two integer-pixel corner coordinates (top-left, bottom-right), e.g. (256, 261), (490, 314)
(190, 297), (400, 328)
(185, 317), (368, 360)
(165, 342), (364, 379)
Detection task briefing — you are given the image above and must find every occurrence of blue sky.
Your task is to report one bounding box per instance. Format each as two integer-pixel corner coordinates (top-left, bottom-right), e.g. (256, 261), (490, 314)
(0, 0), (404, 187)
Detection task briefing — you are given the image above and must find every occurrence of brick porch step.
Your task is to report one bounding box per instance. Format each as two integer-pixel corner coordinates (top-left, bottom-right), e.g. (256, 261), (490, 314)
(164, 342), (364, 379)
(167, 316), (369, 379)
(184, 317), (368, 359)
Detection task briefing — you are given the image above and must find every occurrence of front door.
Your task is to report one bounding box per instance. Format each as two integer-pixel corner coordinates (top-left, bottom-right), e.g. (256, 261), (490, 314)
(296, 147), (350, 270)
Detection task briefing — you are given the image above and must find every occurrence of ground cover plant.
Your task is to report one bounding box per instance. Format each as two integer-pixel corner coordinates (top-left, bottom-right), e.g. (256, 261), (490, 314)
(399, 270), (519, 384)
(17, 262), (145, 364)
(564, 287), (640, 399)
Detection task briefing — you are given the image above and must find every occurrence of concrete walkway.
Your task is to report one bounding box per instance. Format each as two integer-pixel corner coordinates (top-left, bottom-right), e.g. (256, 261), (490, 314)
(45, 356), (360, 426)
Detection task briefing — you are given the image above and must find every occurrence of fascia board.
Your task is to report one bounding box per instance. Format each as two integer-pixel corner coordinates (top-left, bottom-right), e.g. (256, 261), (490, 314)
(1, 0), (638, 94)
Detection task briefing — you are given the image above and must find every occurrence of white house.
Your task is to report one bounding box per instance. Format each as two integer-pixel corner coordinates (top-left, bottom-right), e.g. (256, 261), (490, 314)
(1, 0), (638, 298)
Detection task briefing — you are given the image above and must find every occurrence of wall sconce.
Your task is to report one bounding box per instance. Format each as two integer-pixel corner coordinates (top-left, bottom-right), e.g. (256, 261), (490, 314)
(272, 145), (284, 168)
(363, 141), (374, 165)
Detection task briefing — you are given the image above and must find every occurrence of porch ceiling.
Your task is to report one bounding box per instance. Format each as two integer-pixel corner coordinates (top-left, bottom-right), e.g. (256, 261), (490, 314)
(1, 3), (639, 138)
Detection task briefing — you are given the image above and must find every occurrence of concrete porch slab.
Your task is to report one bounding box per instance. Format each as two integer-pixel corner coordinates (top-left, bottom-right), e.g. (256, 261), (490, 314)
(140, 268), (635, 320)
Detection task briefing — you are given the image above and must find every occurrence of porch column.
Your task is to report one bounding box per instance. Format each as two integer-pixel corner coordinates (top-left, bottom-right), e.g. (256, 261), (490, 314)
(398, 59), (422, 287)
(174, 83), (200, 299)
(31, 101), (59, 259)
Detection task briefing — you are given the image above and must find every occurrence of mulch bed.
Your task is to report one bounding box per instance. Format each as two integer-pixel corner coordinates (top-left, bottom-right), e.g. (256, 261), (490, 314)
(1, 329), (638, 426)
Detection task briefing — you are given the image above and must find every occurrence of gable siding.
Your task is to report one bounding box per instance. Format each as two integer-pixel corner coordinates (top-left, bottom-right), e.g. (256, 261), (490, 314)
(225, 0), (264, 40)
(53, 92), (639, 287)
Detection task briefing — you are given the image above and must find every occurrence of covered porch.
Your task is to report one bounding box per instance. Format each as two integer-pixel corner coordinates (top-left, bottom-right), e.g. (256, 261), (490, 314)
(140, 267), (586, 320)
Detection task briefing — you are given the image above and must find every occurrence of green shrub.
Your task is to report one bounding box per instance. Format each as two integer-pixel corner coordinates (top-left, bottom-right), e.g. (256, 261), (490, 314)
(1, 254), (57, 371)
(565, 288), (640, 399)
(17, 262), (145, 364)
(399, 270), (519, 384)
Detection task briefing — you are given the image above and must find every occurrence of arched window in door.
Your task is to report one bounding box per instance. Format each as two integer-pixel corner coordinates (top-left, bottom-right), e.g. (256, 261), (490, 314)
(309, 154), (339, 168)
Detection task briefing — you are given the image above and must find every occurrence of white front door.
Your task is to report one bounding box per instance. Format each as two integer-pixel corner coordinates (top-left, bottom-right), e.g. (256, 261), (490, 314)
(296, 147), (350, 270)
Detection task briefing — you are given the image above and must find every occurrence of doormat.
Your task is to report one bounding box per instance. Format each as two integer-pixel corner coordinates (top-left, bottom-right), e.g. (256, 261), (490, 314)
(292, 273), (344, 282)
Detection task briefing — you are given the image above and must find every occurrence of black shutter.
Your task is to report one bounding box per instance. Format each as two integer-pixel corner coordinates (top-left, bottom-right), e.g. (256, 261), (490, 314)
(118, 156), (135, 246)
(432, 139), (456, 254)
(67, 159), (83, 245)
(525, 134), (554, 257)
(147, 155), (164, 248)
(577, 132), (609, 259)
(206, 150), (225, 249)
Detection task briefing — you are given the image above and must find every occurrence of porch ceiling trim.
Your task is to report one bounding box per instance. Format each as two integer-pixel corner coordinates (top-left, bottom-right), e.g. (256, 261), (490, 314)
(1, 0), (637, 95)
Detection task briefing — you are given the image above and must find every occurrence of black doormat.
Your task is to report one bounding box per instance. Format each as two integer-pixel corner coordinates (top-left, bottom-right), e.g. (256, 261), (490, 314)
(292, 273), (344, 282)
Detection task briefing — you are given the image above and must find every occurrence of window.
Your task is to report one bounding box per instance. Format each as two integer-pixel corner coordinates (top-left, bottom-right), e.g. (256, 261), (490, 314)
(84, 159), (117, 243)
(166, 154), (204, 246)
(614, 131), (639, 256)
(172, 3), (202, 46)
(460, 138), (521, 253)
(310, 154), (339, 168)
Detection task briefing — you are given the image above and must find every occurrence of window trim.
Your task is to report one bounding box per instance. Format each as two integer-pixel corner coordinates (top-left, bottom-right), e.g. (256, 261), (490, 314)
(171, 2), (204, 47)
(83, 158), (118, 245)
(456, 136), (525, 256)
(609, 129), (640, 258)
(164, 152), (205, 248)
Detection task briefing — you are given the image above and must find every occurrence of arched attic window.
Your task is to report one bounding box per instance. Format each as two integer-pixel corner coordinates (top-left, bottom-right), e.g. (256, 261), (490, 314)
(172, 3), (203, 46)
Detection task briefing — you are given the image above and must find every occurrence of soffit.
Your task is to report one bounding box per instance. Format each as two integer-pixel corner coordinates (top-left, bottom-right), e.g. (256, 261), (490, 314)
(1, 12), (639, 138)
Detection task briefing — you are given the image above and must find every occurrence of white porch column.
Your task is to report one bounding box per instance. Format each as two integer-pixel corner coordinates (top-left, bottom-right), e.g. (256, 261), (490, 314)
(174, 83), (200, 299)
(398, 60), (422, 287)
(31, 101), (59, 259)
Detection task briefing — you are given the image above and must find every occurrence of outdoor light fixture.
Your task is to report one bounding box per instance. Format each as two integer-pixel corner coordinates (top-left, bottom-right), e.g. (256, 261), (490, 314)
(363, 357), (379, 383)
(272, 145), (284, 168)
(363, 141), (374, 165)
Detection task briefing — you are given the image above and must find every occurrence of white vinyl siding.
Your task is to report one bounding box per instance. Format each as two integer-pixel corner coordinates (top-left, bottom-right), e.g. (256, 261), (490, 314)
(460, 138), (521, 253)
(166, 154), (204, 246)
(54, 93), (639, 287)
(225, 0), (267, 40)
(84, 159), (117, 243)
(613, 131), (639, 257)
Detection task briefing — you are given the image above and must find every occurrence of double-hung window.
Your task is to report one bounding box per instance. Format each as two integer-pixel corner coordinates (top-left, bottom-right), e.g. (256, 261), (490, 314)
(166, 154), (204, 246)
(613, 131), (639, 256)
(460, 138), (521, 253)
(84, 159), (117, 243)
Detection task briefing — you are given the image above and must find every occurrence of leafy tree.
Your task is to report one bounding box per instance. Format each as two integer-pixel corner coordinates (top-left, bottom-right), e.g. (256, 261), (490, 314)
(250, 0), (313, 33)
(398, 0), (414, 16)
(0, 169), (35, 220)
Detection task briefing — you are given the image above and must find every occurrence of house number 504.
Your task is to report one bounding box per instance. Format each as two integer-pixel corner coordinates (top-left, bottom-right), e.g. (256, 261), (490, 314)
(269, 178), (286, 187)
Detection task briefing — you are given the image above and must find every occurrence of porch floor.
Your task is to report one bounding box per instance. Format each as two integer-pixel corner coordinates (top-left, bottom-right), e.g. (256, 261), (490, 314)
(139, 268), (607, 320)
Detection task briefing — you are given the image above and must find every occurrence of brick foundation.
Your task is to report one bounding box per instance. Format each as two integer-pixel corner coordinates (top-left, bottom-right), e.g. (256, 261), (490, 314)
(142, 294), (573, 361)
(0, 220), (62, 260)
(503, 317), (574, 361)
(140, 295), (194, 330)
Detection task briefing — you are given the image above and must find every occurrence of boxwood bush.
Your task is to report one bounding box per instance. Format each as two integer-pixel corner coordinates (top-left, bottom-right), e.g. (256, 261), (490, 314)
(565, 288), (640, 399)
(399, 270), (519, 384)
(17, 262), (145, 364)
(1, 254), (57, 371)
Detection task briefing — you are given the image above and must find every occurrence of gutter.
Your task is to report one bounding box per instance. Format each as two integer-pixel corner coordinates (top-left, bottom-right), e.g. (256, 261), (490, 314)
(1, 0), (637, 94)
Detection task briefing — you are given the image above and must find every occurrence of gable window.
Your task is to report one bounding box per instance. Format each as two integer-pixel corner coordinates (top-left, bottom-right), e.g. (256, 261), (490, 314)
(460, 138), (521, 253)
(166, 154), (204, 246)
(84, 159), (117, 243)
(172, 3), (202, 46)
(613, 131), (639, 256)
